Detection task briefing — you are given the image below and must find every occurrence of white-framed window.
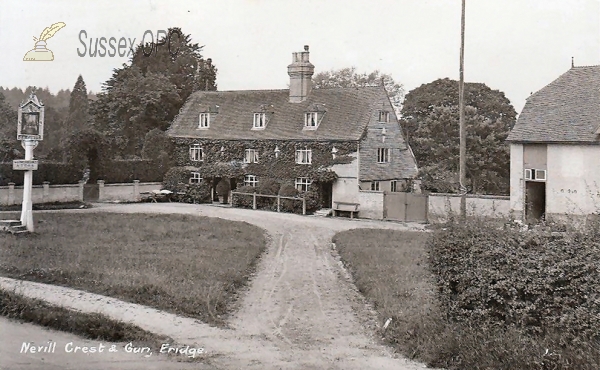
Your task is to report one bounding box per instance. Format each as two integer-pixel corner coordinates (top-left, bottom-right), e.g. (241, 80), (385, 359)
(296, 148), (312, 164)
(377, 148), (390, 163)
(295, 177), (312, 192)
(391, 180), (397, 192)
(244, 175), (258, 187)
(244, 149), (259, 163)
(305, 112), (318, 127)
(525, 168), (547, 181)
(378, 111), (390, 123)
(189, 172), (202, 184)
(370, 181), (380, 191)
(189, 144), (203, 162)
(253, 113), (266, 128)
(198, 113), (210, 128)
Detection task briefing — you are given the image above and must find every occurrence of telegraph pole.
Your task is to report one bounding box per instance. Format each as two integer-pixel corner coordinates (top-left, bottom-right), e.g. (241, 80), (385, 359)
(459, 0), (467, 220)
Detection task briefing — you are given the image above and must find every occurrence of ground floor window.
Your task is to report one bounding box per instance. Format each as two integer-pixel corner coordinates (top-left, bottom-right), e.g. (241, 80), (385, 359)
(190, 172), (202, 184)
(370, 181), (380, 191)
(295, 177), (312, 192)
(391, 180), (398, 192)
(244, 175), (258, 187)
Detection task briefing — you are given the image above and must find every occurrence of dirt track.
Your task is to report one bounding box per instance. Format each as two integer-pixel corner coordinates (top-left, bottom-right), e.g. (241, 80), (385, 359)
(1, 203), (433, 369)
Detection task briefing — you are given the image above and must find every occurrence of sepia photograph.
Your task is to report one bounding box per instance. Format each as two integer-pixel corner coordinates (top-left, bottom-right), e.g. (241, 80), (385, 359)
(0, 0), (599, 369)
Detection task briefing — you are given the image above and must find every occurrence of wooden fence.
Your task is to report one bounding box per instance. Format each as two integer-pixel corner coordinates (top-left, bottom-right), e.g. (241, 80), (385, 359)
(231, 191), (307, 215)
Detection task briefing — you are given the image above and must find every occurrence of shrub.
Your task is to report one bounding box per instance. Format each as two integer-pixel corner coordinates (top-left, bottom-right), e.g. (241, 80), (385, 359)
(232, 185), (256, 209)
(181, 183), (211, 204)
(303, 183), (321, 213)
(256, 178), (280, 209)
(162, 167), (192, 192)
(428, 220), (600, 367)
(215, 178), (231, 203)
(278, 183), (301, 213)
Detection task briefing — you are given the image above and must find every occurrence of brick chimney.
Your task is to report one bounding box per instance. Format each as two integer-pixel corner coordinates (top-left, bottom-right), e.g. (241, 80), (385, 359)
(287, 45), (314, 103)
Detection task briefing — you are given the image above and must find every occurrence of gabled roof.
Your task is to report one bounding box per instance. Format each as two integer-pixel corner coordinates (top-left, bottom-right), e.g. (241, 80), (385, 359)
(507, 65), (600, 143)
(167, 86), (391, 141)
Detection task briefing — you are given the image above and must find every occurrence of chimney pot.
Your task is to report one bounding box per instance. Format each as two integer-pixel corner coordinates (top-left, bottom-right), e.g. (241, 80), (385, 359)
(304, 45), (309, 51)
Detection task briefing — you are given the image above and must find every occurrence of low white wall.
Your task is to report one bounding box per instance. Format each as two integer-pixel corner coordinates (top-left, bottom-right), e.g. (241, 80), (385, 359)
(98, 181), (162, 202)
(428, 193), (510, 222)
(0, 182), (83, 206)
(358, 190), (384, 219)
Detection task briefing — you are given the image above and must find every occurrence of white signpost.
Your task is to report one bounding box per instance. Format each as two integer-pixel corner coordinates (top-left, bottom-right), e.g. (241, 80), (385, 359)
(14, 91), (44, 232)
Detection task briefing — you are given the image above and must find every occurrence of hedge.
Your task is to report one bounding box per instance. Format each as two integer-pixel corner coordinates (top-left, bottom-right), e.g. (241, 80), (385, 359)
(96, 159), (169, 183)
(428, 221), (600, 342)
(0, 162), (84, 186)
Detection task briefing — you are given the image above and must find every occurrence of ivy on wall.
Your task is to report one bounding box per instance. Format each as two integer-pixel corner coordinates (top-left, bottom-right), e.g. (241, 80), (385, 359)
(172, 138), (357, 184)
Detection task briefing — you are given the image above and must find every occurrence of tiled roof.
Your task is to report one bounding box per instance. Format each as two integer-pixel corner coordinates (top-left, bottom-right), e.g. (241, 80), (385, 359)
(167, 87), (390, 141)
(506, 66), (600, 143)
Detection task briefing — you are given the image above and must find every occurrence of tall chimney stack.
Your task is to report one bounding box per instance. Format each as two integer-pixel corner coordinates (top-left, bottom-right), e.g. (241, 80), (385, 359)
(287, 45), (314, 103)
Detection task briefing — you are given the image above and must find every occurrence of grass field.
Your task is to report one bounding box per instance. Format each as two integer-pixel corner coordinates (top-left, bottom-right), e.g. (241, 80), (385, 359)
(332, 229), (443, 362)
(0, 212), (267, 327)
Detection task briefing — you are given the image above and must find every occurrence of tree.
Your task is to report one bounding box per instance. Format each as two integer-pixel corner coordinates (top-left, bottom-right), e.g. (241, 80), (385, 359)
(312, 67), (404, 114)
(66, 75), (90, 133)
(0, 93), (19, 162)
(91, 27), (216, 157)
(401, 78), (516, 195)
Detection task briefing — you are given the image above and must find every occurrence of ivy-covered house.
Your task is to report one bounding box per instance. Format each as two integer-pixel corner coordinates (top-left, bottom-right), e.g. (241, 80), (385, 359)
(167, 46), (418, 212)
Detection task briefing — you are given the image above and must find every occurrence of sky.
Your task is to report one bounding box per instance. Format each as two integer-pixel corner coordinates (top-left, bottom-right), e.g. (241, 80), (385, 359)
(0, 0), (599, 114)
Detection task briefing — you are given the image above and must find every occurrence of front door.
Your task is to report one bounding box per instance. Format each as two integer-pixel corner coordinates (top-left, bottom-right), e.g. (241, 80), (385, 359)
(525, 181), (546, 224)
(320, 182), (333, 208)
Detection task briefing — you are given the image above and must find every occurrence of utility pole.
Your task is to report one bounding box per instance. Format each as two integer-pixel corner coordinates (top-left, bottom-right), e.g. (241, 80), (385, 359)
(459, 0), (467, 220)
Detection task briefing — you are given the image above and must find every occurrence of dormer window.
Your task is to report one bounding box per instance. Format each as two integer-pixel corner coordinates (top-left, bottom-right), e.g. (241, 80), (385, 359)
(378, 110), (390, 123)
(304, 104), (326, 130)
(305, 112), (318, 128)
(253, 113), (266, 129)
(198, 113), (210, 128)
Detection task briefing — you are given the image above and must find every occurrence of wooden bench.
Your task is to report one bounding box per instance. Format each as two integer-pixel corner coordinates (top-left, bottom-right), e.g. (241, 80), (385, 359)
(333, 201), (360, 219)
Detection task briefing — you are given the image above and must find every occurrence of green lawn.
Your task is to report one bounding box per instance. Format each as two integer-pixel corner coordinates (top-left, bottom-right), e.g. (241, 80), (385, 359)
(0, 212), (267, 327)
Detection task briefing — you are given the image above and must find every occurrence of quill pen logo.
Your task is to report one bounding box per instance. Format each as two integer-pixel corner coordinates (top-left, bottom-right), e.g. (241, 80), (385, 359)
(23, 22), (66, 61)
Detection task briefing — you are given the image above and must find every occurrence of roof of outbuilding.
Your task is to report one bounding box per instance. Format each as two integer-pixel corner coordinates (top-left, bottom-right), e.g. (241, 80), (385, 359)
(506, 65), (600, 143)
(167, 86), (392, 141)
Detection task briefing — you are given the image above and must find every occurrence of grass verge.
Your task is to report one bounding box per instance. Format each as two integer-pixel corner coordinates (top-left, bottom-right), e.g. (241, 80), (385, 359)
(0, 288), (169, 349)
(0, 201), (92, 212)
(0, 212), (267, 327)
(332, 229), (443, 363)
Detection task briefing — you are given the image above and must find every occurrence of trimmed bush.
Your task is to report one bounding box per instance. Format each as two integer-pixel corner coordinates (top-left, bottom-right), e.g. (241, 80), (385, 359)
(278, 183), (300, 213)
(0, 161), (84, 186)
(162, 167), (192, 192)
(96, 159), (168, 183)
(232, 185), (255, 209)
(180, 183), (211, 204)
(303, 183), (321, 213)
(256, 178), (280, 209)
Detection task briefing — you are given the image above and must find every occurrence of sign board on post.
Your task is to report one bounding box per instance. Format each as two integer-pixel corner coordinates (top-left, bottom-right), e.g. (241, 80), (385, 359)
(17, 93), (44, 141)
(13, 160), (39, 171)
